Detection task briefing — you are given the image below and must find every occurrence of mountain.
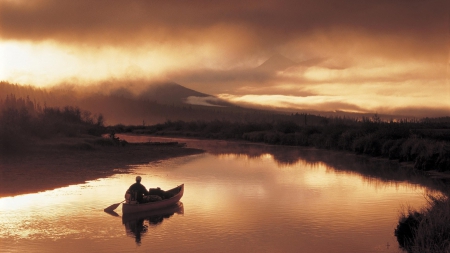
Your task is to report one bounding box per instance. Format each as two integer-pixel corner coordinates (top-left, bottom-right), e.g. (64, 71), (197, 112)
(138, 82), (208, 104)
(137, 82), (234, 107)
(0, 81), (239, 125)
(255, 54), (298, 72)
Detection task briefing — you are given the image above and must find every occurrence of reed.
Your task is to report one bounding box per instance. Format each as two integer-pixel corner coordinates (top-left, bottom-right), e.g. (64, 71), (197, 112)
(396, 194), (450, 253)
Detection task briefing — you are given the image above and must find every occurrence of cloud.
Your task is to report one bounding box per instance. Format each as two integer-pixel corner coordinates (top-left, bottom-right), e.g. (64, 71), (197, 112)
(2, 0), (447, 70)
(218, 93), (369, 113)
(1, 0), (447, 55)
(185, 96), (225, 107)
(1, 0), (448, 116)
(380, 107), (450, 118)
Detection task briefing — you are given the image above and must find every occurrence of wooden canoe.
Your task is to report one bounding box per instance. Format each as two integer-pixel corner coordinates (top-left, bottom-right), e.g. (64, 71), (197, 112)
(122, 184), (184, 214)
(122, 202), (184, 225)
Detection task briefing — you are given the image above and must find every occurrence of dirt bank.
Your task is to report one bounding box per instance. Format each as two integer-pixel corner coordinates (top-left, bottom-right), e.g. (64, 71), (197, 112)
(0, 137), (204, 197)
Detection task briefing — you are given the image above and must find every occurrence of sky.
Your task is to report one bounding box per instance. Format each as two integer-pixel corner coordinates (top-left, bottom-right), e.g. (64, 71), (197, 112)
(1, 0), (449, 116)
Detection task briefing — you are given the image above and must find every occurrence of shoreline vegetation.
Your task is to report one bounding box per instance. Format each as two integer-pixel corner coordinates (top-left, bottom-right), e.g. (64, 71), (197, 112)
(115, 116), (450, 173)
(395, 195), (450, 253)
(114, 118), (450, 253)
(0, 97), (203, 197)
(1, 94), (449, 252)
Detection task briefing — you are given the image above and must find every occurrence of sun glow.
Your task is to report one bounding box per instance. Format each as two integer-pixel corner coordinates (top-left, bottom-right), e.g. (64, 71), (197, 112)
(0, 41), (185, 86)
(0, 41), (102, 86)
(218, 78), (450, 114)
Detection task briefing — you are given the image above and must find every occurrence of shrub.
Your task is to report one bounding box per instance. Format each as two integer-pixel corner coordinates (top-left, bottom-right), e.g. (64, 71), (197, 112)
(337, 129), (358, 151)
(264, 132), (280, 144)
(280, 133), (296, 145)
(352, 136), (368, 154)
(275, 120), (300, 134)
(243, 131), (266, 142)
(294, 132), (309, 146)
(388, 139), (404, 160)
(395, 210), (424, 250)
(0, 126), (28, 154)
(396, 195), (450, 253)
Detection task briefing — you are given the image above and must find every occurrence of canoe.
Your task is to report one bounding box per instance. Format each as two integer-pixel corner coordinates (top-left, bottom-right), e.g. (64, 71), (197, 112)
(122, 202), (184, 225)
(122, 184), (184, 214)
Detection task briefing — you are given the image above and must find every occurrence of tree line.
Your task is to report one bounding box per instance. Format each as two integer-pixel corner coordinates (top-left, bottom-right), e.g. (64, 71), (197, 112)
(0, 94), (104, 153)
(119, 115), (450, 172)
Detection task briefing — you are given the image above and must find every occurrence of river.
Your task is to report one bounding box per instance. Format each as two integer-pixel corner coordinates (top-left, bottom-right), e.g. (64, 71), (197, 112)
(0, 135), (439, 252)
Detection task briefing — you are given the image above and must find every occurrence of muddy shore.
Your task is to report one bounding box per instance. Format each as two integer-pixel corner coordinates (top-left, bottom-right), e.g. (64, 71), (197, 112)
(0, 137), (204, 197)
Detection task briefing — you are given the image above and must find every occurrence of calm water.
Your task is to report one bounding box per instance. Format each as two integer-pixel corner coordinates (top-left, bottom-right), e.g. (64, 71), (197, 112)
(0, 135), (438, 253)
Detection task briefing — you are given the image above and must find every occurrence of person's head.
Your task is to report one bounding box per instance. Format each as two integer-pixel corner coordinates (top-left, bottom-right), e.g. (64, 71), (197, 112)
(136, 176), (142, 183)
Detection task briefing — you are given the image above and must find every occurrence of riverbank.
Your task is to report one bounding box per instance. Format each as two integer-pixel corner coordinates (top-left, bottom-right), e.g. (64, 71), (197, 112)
(395, 194), (450, 253)
(119, 118), (450, 173)
(0, 136), (204, 197)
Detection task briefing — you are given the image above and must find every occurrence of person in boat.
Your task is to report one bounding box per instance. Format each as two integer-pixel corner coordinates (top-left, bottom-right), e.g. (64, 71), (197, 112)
(126, 176), (150, 204)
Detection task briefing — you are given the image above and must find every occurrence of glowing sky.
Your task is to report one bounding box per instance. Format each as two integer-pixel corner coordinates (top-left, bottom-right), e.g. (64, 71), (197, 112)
(1, 0), (449, 115)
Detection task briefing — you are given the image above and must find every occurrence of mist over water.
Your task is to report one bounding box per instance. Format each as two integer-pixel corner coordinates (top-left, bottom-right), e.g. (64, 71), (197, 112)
(0, 136), (438, 253)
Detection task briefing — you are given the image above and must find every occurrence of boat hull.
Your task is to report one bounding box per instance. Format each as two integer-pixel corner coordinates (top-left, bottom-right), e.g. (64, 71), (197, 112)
(122, 184), (184, 214)
(122, 202), (184, 224)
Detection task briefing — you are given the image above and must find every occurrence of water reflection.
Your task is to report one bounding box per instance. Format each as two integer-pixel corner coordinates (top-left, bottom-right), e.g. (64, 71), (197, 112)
(120, 135), (448, 193)
(122, 202), (184, 245)
(0, 135), (444, 253)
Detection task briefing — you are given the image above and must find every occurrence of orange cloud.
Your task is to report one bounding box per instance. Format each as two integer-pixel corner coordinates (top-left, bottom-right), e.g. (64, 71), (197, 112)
(0, 0), (448, 116)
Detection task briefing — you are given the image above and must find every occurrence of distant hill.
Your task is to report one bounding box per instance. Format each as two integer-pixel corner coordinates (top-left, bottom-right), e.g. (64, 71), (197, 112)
(0, 82), (246, 125)
(137, 82), (234, 107)
(139, 82), (208, 104)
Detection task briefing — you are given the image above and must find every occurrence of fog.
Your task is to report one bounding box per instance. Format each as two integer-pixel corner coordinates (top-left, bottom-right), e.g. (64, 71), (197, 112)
(1, 0), (449, 116)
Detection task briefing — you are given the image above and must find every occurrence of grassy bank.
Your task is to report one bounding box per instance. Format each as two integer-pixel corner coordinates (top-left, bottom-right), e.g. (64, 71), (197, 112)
(395, 195), (450, 253)
(114, 116), (450, 172)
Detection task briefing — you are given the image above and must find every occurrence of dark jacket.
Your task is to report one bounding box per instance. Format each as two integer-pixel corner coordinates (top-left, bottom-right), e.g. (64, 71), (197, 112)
(127, 182), (149, 203)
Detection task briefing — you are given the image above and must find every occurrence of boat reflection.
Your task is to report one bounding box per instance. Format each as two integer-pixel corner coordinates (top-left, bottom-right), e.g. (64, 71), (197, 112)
(122, 202), (184, 245)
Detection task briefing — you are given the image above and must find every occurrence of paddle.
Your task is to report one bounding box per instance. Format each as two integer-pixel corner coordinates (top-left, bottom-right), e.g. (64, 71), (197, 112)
(104, 209), (120, 217)
(104, 200), (125, 212)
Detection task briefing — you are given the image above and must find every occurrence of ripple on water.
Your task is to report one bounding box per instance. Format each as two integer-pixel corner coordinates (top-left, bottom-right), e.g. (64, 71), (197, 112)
(0, 138), (434, 253)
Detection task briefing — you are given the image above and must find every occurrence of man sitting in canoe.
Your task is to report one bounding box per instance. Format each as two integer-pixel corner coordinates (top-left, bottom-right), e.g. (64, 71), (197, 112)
(125, 176), (150, 204)
(125, 176), (163, 204)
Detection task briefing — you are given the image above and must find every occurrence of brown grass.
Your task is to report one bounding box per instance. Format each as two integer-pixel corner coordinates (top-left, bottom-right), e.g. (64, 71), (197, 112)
(396, 194), (450, 253)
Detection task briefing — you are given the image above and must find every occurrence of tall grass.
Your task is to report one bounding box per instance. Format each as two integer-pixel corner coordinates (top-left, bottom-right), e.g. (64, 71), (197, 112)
(396, 195), (450, 253)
